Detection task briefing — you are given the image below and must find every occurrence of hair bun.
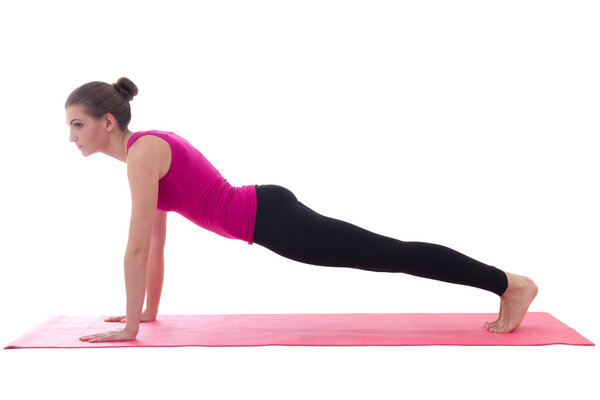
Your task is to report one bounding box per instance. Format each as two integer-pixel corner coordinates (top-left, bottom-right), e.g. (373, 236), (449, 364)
(113, 77), (139, 102)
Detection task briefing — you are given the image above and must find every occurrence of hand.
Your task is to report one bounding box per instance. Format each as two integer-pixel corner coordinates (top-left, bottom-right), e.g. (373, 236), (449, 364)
(104, 309), (156, 323)
(79, 327), (137, 343)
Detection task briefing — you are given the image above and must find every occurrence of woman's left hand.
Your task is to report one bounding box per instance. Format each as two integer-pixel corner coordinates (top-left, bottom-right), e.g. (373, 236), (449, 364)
(79, 327), (137, 343)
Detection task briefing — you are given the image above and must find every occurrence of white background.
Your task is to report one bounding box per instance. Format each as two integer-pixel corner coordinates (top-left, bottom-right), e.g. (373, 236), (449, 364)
(1, 0), (598, 399)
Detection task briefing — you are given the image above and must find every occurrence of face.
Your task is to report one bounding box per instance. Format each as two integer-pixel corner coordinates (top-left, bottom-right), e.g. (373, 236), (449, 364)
(66, 105), (107, 156)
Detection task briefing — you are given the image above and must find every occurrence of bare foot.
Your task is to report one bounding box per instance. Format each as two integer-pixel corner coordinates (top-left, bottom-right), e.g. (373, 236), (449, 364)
(484, 271), (538, 333)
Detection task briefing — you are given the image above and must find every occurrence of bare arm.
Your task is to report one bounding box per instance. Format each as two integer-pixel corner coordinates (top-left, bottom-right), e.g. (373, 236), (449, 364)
(122, 142), (160, 334)
(145, 210), (167, 318)
(79, 138), (162, 342)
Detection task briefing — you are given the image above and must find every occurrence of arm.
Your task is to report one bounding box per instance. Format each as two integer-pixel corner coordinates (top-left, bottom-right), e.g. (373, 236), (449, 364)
(123, 250), (149, 335)
(79, 141), (161, 343)
(145, 210), (167, 318)
(122, 145), (161, 335)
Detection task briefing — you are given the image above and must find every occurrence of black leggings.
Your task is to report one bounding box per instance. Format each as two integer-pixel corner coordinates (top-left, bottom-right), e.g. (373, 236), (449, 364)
(252, 184), (508, 297)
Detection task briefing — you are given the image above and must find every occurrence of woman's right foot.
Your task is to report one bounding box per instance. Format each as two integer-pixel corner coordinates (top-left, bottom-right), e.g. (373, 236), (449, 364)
(484, 271), (538, 333)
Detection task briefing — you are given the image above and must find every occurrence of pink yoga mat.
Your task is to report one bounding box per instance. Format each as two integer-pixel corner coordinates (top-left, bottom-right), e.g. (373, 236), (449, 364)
(4, 312), (594, 349)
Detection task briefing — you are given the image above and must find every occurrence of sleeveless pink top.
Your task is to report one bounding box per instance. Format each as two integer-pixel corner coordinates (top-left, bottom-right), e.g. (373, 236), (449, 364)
(126, 130), (257, 245)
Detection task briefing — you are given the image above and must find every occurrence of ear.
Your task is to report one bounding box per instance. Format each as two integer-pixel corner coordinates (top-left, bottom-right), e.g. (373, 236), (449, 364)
(103, 113), (118, 132)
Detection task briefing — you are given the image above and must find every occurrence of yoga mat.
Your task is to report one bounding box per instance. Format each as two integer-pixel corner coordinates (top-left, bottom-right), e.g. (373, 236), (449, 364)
(4, 312), (594, 349)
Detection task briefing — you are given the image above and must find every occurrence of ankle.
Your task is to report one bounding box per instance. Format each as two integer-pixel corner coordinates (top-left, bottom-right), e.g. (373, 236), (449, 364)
(502, 272), (522, 295)
(504, 272), (536, 295)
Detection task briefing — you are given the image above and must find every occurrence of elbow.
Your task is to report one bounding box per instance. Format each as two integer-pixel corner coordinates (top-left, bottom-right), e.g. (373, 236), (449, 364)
(125, 248), (150, 264)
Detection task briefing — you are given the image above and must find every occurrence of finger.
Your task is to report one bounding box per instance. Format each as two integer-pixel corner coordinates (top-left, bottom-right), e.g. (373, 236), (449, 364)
(80, 329), (120, 340)
(80, 336), (102, 341)
(89, 333), (118, 343)
(104, 315), (126, 322)
(88, 333), (112, 343)
(80, 335), (100, 341)
(81, 332), (105, 339)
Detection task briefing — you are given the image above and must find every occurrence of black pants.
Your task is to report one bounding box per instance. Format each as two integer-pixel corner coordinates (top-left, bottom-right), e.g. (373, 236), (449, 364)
(252, 184), (508, 296)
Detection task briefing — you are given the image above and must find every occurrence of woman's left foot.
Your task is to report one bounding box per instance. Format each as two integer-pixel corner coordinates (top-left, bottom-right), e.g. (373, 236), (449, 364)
(484, 271), (538, 333)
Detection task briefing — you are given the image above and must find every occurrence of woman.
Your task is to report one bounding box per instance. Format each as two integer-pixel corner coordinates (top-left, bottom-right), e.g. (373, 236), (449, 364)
(69, 77), (538, 343)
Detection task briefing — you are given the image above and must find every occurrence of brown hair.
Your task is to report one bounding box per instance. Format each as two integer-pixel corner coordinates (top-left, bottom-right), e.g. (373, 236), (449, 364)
(64, 77), (139, 132)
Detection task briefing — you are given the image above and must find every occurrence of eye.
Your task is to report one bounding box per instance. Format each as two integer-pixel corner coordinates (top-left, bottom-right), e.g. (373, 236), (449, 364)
(74, 122), (82, 128)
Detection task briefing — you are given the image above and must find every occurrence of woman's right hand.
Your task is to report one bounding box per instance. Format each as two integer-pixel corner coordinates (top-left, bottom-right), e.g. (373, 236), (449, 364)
(104, 309), (156, 323)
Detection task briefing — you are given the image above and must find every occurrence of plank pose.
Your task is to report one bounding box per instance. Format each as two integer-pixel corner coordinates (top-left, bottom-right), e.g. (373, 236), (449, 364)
(66, 77), (538, 343)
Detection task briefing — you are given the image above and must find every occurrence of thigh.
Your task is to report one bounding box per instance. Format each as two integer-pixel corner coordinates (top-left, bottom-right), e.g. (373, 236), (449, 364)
(253, 185), (393, 269)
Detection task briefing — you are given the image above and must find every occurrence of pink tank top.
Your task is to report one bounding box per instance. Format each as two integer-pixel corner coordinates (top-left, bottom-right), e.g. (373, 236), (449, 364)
(126, 130), (257, 245)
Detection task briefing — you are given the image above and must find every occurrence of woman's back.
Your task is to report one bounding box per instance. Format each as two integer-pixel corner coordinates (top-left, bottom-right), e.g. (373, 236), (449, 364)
(126, 130), (257, 244)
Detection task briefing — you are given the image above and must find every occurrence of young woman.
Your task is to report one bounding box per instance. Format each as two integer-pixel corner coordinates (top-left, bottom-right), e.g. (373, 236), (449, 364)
(69, 77), (538, 343)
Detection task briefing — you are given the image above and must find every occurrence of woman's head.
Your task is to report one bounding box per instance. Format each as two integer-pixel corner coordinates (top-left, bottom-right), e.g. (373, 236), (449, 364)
(65, 77), (138, 157)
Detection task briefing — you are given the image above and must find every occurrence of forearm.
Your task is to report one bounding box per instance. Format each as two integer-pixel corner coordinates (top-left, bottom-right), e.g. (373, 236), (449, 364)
(145, 251), (164, 318)
(124, 251), (148, 334)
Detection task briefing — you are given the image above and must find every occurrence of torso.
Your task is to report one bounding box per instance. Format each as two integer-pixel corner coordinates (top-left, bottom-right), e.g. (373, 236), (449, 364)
(129, 134), (172, 180)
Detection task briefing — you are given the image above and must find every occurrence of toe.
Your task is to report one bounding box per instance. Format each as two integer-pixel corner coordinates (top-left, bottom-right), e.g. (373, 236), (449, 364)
(488, 320), (500, 329)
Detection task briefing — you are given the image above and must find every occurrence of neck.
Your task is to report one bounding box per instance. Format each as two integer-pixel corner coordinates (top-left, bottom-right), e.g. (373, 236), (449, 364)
(101, 129), (136, 162)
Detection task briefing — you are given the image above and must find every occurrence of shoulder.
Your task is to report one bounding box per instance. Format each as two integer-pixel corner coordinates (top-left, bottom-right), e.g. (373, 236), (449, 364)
(127, 134), (171, 163)
(128, 133), (168, 154)
(127, 135), (163, 178)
